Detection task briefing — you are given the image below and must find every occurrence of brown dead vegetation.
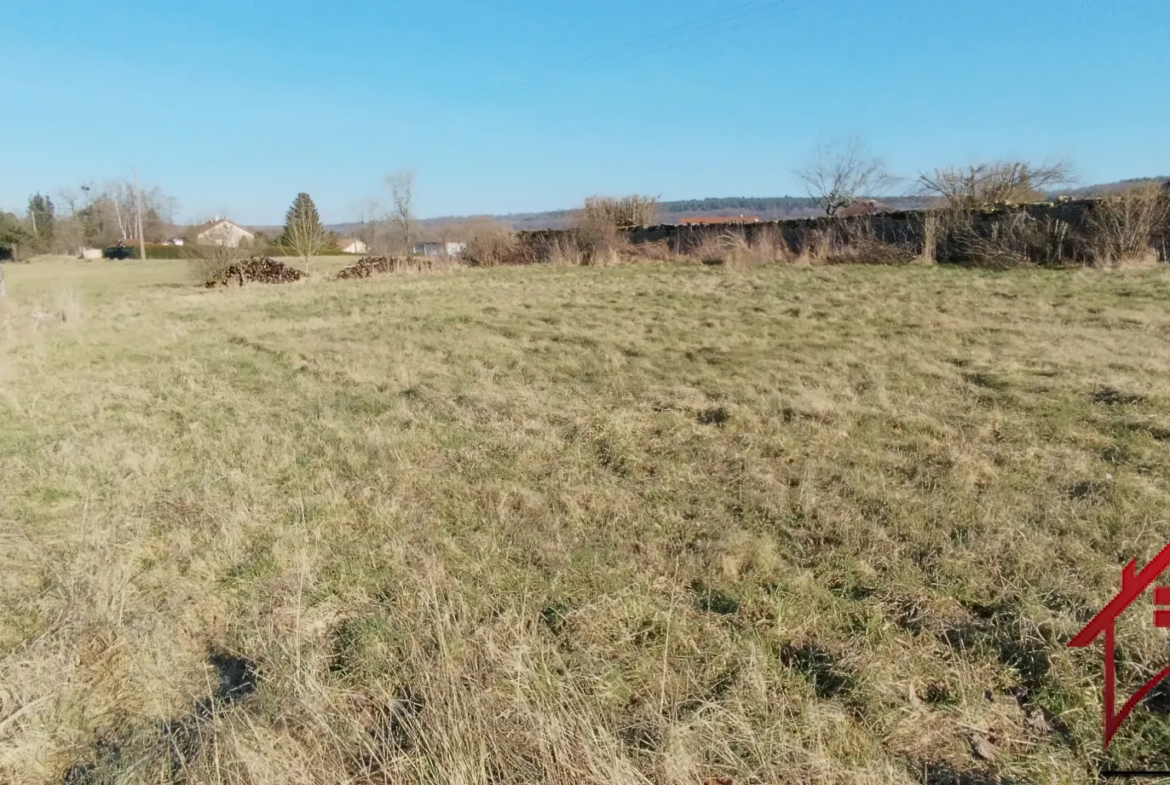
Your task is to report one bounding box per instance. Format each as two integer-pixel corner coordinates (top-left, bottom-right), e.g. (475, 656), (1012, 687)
(352, 194), (1168, 275)
(1086, 184), (1170, 267)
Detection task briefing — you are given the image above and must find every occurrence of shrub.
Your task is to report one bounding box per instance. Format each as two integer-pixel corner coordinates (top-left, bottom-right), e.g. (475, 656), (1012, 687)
(187, 241), (250, 284)
(933, 208), (1081, 268)
(579, 195), (659, 229)
(573, 211), (624, 265)
(918, 160), (1075, 207)
(1086, 184), (1169, 267)
(462, 226), (522, 267)
(571, 196), (659, 264)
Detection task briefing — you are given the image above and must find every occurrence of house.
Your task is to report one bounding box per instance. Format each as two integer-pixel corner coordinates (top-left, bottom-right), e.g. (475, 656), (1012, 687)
(411, 241), (466, 257)
(679, 216), (761, 225)
(338, 238), (368, 254)
(838, 200), (891, 218)
(172, 218), (254, 248)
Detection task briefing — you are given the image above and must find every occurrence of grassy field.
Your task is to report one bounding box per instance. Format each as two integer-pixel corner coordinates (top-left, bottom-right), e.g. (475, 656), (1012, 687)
(2, 257), (1170, 784)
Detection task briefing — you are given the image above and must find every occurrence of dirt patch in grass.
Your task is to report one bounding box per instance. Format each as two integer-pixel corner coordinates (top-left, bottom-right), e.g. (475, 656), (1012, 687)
(1091, 385), (1146, 405)
(696, 406), (730, 426)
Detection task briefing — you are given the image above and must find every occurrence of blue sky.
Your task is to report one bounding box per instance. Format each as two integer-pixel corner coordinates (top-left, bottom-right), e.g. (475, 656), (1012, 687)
(4, 0), (1167, 224)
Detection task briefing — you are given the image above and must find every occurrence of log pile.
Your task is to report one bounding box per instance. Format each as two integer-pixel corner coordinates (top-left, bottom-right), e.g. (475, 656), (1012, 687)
(334, 256), (404, 280)
(204, 257), (304, 287)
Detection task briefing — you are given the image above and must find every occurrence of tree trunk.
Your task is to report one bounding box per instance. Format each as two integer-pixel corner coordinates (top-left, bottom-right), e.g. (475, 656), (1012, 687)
(134, 171), (146, 261)
(113, 199), (127, 240)
(0, 261), (6, 298)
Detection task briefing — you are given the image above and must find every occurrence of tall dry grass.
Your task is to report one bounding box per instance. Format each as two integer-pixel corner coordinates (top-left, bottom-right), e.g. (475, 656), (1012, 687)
(687, 227), (789, 267)
(3, 259), (1170, 783)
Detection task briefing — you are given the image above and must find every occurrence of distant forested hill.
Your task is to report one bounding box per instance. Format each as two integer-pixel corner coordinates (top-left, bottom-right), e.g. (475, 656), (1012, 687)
(1055, 177), (1168, 198)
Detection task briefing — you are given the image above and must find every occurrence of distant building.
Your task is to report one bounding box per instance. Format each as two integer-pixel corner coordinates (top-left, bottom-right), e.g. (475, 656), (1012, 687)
(411, 241), (466, 257)
(678, 216), (761, 225)
(338, 238), (368, 254)
(171, 218), (254, 248)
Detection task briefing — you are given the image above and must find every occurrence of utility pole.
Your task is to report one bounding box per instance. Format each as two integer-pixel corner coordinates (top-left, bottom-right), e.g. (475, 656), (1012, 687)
(133, 169), (147, 261)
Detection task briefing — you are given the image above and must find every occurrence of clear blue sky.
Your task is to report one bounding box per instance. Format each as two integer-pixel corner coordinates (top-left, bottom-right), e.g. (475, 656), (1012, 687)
(4, 0), (1167, 224)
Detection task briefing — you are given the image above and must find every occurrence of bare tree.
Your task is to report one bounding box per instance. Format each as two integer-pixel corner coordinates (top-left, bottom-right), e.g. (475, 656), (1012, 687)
(103, 180), (134, 241)
(794, 136), (895, 216)
(58, 188), (79, 219)
(388, 170), (415, 255)
(918, 160), (1075, 207)
(188, 215), (250, 284)
(55, 188), (82, 256)
(92, 178), (176, 245)
(352, 197), (387, 255)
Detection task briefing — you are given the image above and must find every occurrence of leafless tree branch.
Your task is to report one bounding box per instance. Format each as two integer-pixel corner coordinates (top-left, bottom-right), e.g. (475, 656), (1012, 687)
(388, 170), (415, 255)
(794, 137), (895, 217)
(918, 160), (1075, 207)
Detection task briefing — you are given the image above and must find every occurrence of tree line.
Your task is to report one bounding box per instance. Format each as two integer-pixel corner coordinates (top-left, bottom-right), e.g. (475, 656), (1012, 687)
(0, 178), (179, 257)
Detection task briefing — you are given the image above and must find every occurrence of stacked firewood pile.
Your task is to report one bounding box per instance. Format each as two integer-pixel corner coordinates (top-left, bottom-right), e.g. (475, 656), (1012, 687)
(204, 257), (305, 287)
(334, 256), (405, 280)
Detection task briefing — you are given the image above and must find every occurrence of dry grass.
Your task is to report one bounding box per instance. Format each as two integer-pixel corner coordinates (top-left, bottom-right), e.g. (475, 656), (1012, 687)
(688, 229), (789, 268)
(3, 259), (1170, 784)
